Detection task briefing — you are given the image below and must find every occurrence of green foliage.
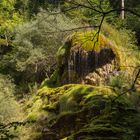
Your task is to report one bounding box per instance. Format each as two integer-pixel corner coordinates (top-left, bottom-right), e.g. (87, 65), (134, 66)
(63, 0), (113, 24)
(27, 0), (48, 16)
(125, 12), (140, 45)
(0, 1), (140, 139)
(0, 0), (24, 38)
(108, 0), (140, 45)
(26, 0), (65, 17)
(102, 22), (137, 50)
(84, 0), (112, 23)
(0, 10), (79, 92)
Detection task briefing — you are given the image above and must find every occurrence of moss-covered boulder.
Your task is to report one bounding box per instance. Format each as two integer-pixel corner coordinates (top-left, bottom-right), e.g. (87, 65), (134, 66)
(24, 84), (140, 140)
(47, 31), (121, 87)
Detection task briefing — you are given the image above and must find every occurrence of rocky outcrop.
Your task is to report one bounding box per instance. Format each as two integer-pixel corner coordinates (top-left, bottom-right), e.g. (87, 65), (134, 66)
(55, 31), (120, 86)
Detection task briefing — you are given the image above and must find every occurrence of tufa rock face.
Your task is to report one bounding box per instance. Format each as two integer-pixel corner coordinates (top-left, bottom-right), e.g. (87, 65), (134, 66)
(56, 31), (120, 86)
(66, 46), (116, 84)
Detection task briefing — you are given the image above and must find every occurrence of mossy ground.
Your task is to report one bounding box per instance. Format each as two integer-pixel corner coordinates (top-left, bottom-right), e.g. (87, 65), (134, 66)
(24, 84), (140, 140)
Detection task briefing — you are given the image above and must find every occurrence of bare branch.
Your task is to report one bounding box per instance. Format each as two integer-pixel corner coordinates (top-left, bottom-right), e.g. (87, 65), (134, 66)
(92, 13), (105, 50)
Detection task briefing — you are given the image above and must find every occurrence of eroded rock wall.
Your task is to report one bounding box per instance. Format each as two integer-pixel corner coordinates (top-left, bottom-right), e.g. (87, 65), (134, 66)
(65, 45), (116, 84)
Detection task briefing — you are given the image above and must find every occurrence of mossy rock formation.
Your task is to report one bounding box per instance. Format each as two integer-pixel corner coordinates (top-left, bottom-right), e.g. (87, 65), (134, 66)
(23, 30), (140, 140)
(25, 84), (140, 140)
(49, 31), (121, 86)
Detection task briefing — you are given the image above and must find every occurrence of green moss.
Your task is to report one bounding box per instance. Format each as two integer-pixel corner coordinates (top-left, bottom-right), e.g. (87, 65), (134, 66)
(57, 41), (72, 66)
(56, 30), (121, 66)
(25, 84), (140, 139)
(27, 113), (38, 122)
(40, 69), (63, 88)
(71, 31), (102, 52)
(70, 30), (120, 57)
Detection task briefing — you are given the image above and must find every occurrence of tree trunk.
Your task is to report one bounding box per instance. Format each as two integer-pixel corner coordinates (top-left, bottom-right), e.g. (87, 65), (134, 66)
(121, 0), (125, 19)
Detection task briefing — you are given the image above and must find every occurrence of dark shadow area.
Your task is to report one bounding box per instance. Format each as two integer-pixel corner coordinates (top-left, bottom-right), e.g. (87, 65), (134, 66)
(0, 44), (12, 55)
(65, 47), (116, 83)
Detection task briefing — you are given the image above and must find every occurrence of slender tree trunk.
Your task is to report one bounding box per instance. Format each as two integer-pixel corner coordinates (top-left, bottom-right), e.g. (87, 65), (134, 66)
(121, 0), (125, 19)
